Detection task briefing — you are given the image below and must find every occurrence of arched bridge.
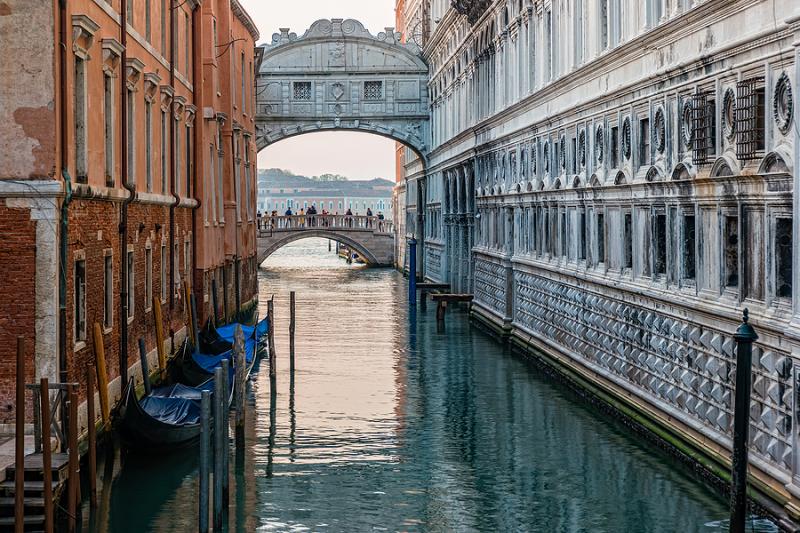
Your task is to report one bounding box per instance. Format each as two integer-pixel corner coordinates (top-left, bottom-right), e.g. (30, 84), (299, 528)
(254, 18), (429, 158)
(257, 215), (395, 266)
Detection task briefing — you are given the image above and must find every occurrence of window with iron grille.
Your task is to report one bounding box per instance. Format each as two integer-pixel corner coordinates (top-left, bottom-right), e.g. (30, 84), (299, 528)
(691, 92), (715, 165)
(364, 81), (383, 100)
(735, 77), (766, 161)
(293, 82), (312, 100)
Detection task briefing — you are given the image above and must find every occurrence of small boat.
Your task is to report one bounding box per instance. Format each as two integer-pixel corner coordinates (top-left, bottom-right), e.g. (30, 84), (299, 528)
(119, 317), (267, 450)
(117, 377), (219, 450)
(173, 316), (269, 387)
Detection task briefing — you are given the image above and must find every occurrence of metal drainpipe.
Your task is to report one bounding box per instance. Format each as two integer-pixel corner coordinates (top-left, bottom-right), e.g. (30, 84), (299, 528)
(190, 3), (201, 324)
(58, 0), (72, 386)
(169, 0), (179, 312)
(120, 0), (135, 385)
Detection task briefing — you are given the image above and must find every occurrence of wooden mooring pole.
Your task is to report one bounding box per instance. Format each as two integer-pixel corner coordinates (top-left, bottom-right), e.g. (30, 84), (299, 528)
(211, 278), (220, 328)
(92, 323), (110, 424)
(213, 366), (224, 531)
(199, 390), (211, 533)
(15, 337), (24, 533)
(221, 359), (230, 507)
(66, 383), (78, 533)
(289, 291), (296, 372)
(730, 309), (757, 533)
(86, 368), (98, 508)
(138, 338), (151, 396)
(234, 325), (246, 445)
(153, 297), (166, 376)
(191, 293), (200, 355)
(40, 378), (53, 533)
(268, 298), (276, 380)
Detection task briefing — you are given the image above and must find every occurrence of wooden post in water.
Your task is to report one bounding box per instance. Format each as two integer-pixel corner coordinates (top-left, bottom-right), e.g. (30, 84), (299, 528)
(153, 297), (166, 375)
(233, 325), (246, 445)
(221, 359), (230, 507)
(267, 298), (276, 380)
(199, 390), (211, 533)
(66, 383), (78, 533)
(184, 279), (192, 326)
(289, 291), (296, 372)
(730, 309), (758, 533)
(40, 378), (53, 533)
(86, 368), (98, 508)
(211, 278), (220, 327)
(92, 322), (110, 424)
(191, 293), (200, 355)
(15, 337), (24, 533)
(213, 366), (224, 531)
(138, 338), (151, 395)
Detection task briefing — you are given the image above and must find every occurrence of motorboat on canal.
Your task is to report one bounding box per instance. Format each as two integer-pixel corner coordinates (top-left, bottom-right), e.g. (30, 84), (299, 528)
(118, 316), (268, 450)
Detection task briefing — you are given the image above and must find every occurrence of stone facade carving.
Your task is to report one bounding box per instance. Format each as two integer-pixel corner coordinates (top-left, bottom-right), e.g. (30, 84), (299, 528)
(410, 0), (800, 517)
(256, 19), (429, 156)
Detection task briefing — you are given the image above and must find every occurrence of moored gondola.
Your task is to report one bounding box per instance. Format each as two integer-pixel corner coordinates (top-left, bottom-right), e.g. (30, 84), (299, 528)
(118, 378), (209, 450)
(173, 316), (268, 387)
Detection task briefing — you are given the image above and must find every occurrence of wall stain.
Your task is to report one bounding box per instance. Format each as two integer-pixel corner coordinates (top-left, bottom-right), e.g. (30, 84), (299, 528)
(13, 105), (55, 178)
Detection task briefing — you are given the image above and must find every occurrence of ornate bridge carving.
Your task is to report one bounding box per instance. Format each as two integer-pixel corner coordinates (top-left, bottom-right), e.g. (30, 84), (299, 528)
(255, 19), (429, 157)
(257, 215), (395, 266)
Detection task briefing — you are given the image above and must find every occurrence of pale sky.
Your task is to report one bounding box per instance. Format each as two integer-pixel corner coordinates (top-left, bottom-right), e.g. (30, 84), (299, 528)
(239, 0), (398, 180)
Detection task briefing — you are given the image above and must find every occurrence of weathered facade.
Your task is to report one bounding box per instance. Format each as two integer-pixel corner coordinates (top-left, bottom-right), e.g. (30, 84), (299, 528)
(400, 0), (800, 521)
(0, 0), (259, 428)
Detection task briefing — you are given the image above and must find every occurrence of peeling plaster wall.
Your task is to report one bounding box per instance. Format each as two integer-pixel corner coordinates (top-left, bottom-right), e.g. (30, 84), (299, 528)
(0, 1), (56, 180)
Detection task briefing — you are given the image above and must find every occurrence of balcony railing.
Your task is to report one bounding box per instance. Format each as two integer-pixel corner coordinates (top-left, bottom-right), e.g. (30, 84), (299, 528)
(257, 215), (394, 234)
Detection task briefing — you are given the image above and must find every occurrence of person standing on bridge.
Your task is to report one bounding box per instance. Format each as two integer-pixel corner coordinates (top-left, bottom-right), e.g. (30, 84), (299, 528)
(345, 208), (353, 228)
(284, 206), (293, 229)
(366, 207), (373, 228)
(298, 208), (306, 228)
(307, 204), (317, 227)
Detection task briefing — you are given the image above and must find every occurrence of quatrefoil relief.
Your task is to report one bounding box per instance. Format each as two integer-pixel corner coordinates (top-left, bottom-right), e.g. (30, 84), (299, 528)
(331, 82), (345, 101)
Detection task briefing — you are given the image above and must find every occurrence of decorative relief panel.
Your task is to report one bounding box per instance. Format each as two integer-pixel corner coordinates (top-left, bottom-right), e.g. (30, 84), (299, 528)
(513, 270), (793, 471)
(425, 246), (442, 281)
(474, 256), (506, 317)
(257, 19), (429, 155)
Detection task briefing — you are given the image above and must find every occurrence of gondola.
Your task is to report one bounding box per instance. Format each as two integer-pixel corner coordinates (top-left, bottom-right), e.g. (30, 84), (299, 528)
(117, 377), (218, 450)
(119, 317), (267, 450)
(174, 316), (269, 387)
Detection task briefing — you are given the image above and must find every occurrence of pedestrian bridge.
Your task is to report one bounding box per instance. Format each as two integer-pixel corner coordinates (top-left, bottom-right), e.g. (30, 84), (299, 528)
(257, 215), (395, 266)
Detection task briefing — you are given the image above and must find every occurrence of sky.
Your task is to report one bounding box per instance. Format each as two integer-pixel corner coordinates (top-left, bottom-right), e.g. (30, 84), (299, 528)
(238, 0), (398, 181)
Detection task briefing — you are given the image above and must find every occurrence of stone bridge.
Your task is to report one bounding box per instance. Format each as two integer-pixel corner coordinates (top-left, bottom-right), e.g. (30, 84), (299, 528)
(257, 215), (395, 266)
(254, 18), (429, 159)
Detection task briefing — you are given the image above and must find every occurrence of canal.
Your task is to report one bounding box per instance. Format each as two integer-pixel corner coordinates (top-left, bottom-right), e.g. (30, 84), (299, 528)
(81, 238), (747, 532)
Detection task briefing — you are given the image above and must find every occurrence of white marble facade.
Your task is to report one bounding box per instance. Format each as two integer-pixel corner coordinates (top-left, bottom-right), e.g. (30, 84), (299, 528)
(404, 0), (800, 514)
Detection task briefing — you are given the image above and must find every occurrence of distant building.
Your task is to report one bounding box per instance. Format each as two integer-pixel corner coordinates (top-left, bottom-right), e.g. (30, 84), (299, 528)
(257, 169), (394, 218)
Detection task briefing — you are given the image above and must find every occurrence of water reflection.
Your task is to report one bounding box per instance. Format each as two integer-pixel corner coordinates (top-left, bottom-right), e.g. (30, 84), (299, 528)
(80, 238), (770, 532)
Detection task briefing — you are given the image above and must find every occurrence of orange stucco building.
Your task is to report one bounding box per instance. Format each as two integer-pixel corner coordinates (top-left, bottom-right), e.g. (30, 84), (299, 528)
(0, 0), (260, 427)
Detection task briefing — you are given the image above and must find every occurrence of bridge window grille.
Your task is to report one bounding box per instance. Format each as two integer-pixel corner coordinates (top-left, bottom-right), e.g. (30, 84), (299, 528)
(293, 82), (312, 100)
(691, 92), (715, 165)
(735, 77), (766, 161)
(364, 81), (383, 100)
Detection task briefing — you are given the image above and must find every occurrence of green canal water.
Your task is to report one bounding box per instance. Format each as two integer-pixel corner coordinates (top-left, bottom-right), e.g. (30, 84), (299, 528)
(80, 238), (772, 532)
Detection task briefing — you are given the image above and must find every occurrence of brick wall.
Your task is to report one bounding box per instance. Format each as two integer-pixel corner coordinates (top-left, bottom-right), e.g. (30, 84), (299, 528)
(65, 197), (194, 403)
(0, 203), (37, 425)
